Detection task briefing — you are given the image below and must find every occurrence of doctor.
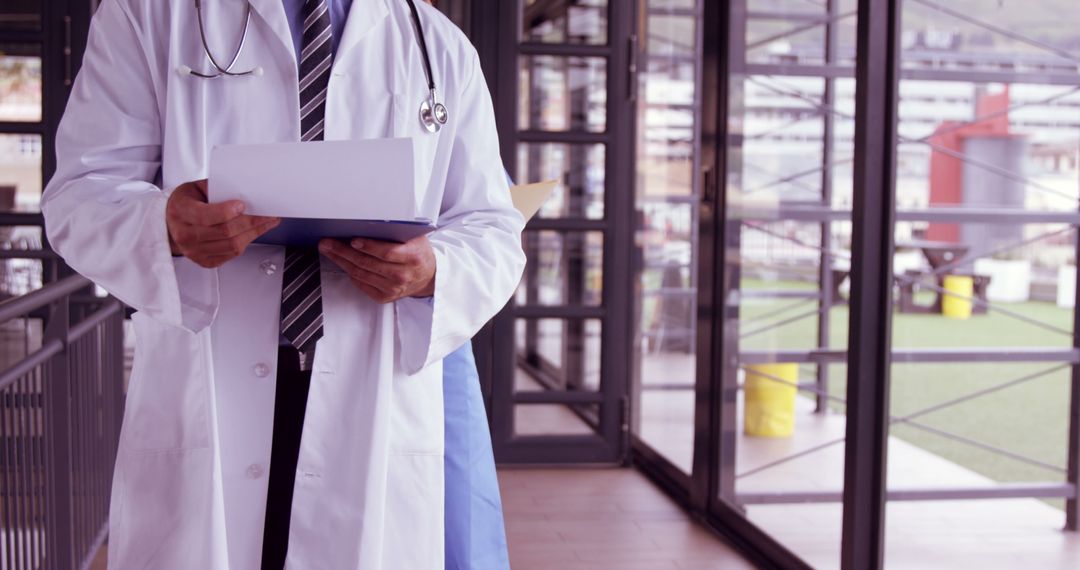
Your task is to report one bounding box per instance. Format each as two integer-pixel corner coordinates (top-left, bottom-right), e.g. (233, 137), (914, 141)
(42, 0), (525, 568)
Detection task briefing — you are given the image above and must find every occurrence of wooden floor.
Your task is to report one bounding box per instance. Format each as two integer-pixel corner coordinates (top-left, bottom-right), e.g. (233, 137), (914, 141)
(90, 468), (756, 570)
(500, 468), (757, 570)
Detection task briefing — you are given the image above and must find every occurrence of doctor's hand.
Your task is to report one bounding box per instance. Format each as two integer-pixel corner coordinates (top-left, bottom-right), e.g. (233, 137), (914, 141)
(318, 236), (436, 304)
(166, 180), (281, 268)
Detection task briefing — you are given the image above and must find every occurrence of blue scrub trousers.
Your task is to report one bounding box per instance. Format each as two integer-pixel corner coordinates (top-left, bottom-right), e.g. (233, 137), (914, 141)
(443, 341), (510, 570)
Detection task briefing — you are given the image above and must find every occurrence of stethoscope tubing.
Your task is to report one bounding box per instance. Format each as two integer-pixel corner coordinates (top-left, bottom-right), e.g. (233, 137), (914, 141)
(187, 0), (447, 129)
(402, 0), (436, 93)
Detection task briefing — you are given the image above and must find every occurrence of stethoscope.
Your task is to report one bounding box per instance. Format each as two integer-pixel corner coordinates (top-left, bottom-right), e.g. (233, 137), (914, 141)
(180, 0), (449, 134)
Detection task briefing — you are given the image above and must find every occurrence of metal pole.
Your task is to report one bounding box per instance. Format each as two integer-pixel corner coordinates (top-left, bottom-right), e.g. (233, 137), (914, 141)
(816, 0), (839, 414)
(1066, 168), (1080, 532)
(716, 0), (748, 509)
(564, 69), (587, 389)
(841, 0), (901, 567)
(43, 295), (73, 570)
(523, 48), (543, 369)
(693, 0), (725, 508)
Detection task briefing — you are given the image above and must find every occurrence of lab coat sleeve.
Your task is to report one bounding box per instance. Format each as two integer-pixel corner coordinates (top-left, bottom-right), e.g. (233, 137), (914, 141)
(396, 52), (526, 374)
(42, 0), (217, 332)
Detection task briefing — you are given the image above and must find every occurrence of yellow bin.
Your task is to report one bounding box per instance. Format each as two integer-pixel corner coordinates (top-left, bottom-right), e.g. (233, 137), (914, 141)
(744, 363), (798, 438)
(942, 275), (974, 320)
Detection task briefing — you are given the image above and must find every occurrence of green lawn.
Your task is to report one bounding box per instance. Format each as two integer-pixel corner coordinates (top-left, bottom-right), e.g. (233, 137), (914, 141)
(739, 279), (1074, 507)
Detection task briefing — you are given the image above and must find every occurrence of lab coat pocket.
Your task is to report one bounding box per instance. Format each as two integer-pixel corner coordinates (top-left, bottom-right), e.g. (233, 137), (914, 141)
(123, 312), (212, 453)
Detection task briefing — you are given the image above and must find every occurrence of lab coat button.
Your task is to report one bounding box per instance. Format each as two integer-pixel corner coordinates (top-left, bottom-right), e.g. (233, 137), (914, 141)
(253, 363), (271, 378)
(260, 260), (278, 276)
(246, 464), (265, 479)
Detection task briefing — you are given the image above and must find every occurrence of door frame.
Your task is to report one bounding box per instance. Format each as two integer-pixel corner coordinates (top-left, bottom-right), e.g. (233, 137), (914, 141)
(468, 0), (638, 464)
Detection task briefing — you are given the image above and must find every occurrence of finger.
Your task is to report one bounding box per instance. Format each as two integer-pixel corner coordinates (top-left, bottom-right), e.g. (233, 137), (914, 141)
(177, 199), (246, 226)
(350, 267), (405, 297)
(349, 238), (416, 264)
(319, 239), (366, 266)
(212, 215), (282, 240)
(188, 253), (233, 269)
(193, 179), (209, 199)
(202, 254), (236, 268)
(354, 280), (397, 304)
(322, 240), (406, 276)
(322, 248), (400, 293)
(227, 217), (282, 247)
(191, 238), (245, 258)
(334, 249), (403, 284)
(322, 249), (400, 293)
(194, 218), (282, 257)
(321, 240), (416, 293)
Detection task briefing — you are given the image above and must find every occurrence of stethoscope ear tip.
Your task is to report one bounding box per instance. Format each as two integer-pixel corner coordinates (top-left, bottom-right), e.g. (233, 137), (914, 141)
(178, 65), (193, 76)
(253, 67), (265, 77)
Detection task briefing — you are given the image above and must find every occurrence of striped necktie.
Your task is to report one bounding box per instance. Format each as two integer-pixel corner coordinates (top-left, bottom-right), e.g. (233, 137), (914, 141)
(280, 0), (333, 365)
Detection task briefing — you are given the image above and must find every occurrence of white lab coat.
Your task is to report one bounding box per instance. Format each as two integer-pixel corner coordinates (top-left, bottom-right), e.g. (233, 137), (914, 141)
(42, 0), (525, 568)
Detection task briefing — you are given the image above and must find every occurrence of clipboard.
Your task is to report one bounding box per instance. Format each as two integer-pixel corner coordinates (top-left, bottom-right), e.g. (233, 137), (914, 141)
(260, 178), (558, 246)
(256, 218), (436, 246)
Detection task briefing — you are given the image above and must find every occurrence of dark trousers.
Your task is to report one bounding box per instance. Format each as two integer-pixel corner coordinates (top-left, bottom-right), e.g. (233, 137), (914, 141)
(261, 346), (312, 570)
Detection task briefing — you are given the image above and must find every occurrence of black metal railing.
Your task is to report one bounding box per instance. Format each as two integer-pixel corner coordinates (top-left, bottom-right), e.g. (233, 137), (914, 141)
(0, 274), (124, 570)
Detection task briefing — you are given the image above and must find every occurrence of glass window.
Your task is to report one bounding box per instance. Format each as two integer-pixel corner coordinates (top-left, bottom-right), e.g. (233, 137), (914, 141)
(514, 318), (602, 394)
(519, 55), (607, 133)
(632, 0), (701, 474)
(0, 46), (42, 123)
(885, 2), (1080, 562)
(716, 1), (855, 566)
(516, 143), (605, 219)
(521, 0), (608, 46)
(515, 231), (604, 307)
(0, 133), (40, 211)
(0, 132), (43, 297)
(745, 0), (858, 67)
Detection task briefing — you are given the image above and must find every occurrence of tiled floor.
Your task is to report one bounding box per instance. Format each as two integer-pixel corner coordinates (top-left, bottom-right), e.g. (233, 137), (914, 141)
(499, 468), (758, 570)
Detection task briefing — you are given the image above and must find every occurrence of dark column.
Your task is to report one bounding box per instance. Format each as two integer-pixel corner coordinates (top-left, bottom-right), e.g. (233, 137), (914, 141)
(841, 0), (902, 568)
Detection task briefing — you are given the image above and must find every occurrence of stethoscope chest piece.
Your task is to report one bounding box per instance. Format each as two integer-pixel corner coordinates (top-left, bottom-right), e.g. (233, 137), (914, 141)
(419, 90), (448, 134)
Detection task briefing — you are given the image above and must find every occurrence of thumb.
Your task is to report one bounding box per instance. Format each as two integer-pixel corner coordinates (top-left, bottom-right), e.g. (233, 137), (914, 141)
(193, 179), (210, 199)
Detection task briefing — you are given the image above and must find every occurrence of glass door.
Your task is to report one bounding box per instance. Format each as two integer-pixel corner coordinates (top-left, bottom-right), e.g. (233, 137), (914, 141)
(487, 0), (638, 463)
(630, 0), (704, 483)
(884, 1), (1080, 567)
(702, 1), (859, 566)
(0, 0), (87, 290)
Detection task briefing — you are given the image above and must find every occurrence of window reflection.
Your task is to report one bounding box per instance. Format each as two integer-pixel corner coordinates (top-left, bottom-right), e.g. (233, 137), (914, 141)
(517, 143), (605, 219)
(518, 55), (607, 133)
(521, 0), (608, 46)
(0, 48), (42, 123)
(632, 0), (701, 474)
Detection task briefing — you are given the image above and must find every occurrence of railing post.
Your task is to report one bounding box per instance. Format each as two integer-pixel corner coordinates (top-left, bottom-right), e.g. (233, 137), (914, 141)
(110, 309), (126, 475)
(43, 295), (73, 570)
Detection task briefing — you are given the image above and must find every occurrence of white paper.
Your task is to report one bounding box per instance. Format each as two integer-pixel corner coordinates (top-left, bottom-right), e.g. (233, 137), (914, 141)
(208, 138), (417, 220)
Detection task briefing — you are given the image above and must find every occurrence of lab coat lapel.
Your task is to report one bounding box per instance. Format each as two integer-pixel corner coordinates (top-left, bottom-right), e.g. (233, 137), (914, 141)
(245, 0), (297, 68)
(337, 0), (392, 61)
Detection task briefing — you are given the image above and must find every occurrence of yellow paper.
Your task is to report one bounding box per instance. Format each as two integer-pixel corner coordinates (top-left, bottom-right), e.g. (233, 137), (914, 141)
(510, 180), (558, 221)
